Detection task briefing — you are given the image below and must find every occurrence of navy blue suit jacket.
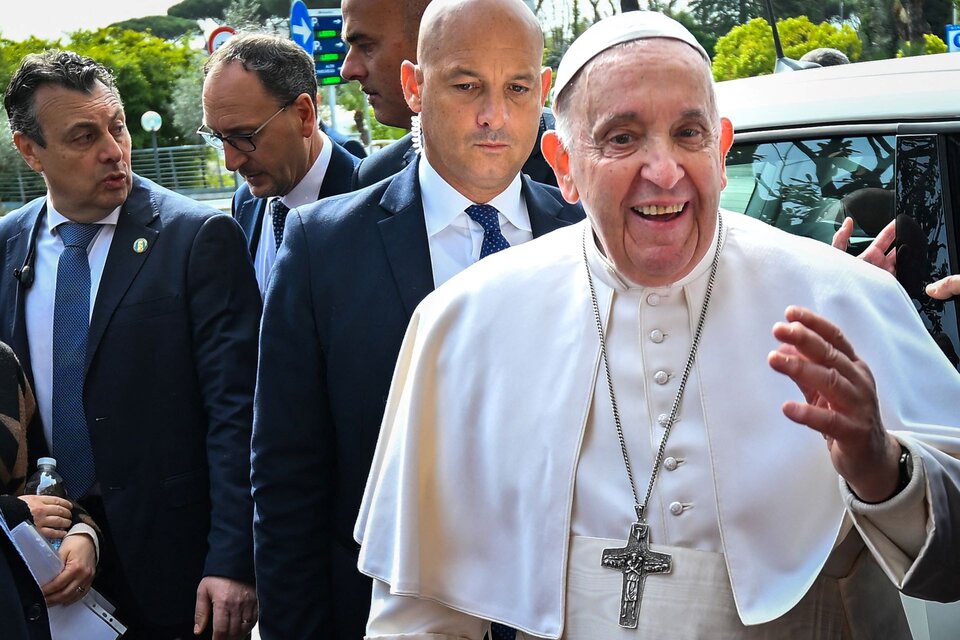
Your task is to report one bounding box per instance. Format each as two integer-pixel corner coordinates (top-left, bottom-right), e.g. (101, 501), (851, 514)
(252, 160), (585, 639)
(232, 139), (360, 258)
(0, 175), (261, 627)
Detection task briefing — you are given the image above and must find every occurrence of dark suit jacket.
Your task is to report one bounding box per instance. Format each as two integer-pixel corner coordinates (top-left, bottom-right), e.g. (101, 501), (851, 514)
(353, 109), (559, 189)
(252, 159), (584, 639)
(0, 175), (261, 627)
(232, 139), (360, 258)
(320, 121), (367, 159)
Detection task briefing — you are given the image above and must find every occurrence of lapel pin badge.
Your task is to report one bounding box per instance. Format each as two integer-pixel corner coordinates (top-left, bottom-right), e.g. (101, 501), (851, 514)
(133, 238), (149, 254)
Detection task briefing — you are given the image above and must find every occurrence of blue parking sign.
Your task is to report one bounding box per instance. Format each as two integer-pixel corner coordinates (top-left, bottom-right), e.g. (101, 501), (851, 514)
(947, 24), (960, 53)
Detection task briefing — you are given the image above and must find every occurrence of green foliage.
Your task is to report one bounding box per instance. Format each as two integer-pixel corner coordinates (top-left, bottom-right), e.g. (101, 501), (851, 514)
(168, 0), (231, 20)
(109, 16), (201, 40)
(0, 28), (197, 148)
(713, 16), (862, 80)
(170, 52), (207, 143)
(897, 33), (949, 57)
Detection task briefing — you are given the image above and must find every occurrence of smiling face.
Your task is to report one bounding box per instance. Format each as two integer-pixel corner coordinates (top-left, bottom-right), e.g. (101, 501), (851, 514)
(546, 39), (732, 287)
(341, 0), (417, 129)
(14, 81), (132, 223)
(403, 0), (550, 203)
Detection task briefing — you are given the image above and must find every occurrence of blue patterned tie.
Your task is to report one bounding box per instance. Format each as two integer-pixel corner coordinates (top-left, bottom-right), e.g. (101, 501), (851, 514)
(52, 222), (100, 499)
(466, 204), (516, 640)
(465, 204), (511, 259)
(271, 199), (290, 250)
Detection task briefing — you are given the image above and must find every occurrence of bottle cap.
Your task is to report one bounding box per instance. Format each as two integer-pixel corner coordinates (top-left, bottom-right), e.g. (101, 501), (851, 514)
(37, 457), (57, 468)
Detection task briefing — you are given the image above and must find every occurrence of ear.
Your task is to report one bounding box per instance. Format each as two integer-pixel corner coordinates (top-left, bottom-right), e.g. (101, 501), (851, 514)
(539, 66), (552, 107)
(400, 60), (423, 114)
(541, 130), (579, 204)
(294, 92), (318, 138)
(13, 131), (43, 174)
(718, 117), (734, 189)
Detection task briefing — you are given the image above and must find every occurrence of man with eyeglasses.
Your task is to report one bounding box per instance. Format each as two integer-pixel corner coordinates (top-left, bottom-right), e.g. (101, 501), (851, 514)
(202, 33), (359, 292)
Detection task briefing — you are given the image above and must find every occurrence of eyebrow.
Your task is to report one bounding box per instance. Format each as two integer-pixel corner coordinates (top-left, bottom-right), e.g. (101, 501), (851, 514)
(343, 30), (370, 44)
(445, 66), (539, 84)
(63, 108), (126, 136)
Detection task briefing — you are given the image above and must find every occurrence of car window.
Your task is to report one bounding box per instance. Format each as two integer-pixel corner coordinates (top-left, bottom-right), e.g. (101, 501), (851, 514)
(721, 135), (896, 254)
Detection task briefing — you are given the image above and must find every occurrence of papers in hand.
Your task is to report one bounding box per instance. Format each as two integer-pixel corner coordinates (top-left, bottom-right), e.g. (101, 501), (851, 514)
(11, 522), (126, 640)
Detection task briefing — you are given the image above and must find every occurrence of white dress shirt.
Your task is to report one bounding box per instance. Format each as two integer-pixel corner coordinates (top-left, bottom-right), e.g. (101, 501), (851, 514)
(418, 154), (533, 288)
(25, 200), (119, 449)
(254, 130), (333, 292)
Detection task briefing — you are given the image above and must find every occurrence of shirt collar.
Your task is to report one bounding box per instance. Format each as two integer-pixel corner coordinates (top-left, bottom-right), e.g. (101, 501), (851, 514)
(419, 153), (529, 238)
(46, 197), (121, 236)
(279, 130), (333, 210)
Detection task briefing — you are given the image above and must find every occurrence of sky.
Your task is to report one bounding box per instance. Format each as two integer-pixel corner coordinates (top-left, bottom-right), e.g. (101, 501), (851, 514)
(0, 0), (182, 41)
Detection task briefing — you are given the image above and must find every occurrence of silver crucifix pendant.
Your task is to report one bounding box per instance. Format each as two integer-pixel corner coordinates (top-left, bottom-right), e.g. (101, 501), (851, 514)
(601, 521), (672, 628)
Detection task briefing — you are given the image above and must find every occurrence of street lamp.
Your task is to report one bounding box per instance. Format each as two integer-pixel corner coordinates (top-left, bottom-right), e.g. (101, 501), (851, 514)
(140, 110), (163, 182)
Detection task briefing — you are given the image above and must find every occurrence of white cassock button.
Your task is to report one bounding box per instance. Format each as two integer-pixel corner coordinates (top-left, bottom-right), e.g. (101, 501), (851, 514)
(669, 501), (684, 516)
(646, 293), (660, 306)
(657, 413), (670, 427)
(650, 329), (664, 343)
(654, 370), (669, 385)
(663, 457), (678, 471)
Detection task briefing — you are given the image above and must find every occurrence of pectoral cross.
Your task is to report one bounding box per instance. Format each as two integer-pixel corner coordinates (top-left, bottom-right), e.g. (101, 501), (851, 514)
(601, 521), (672, 629)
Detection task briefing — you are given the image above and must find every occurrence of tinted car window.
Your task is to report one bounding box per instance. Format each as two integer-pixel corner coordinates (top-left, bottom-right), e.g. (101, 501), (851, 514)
(721, 135), (895, 254)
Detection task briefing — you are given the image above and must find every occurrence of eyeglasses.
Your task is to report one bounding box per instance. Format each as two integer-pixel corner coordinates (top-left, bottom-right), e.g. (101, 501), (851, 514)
(197, 103), (290, 152)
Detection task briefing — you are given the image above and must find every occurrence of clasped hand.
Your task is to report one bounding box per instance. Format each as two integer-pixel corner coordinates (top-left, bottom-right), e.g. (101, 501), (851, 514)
(768, 305), (902, 503)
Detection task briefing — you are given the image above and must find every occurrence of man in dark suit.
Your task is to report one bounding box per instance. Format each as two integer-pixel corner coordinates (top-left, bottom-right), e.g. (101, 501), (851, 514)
(201, 33), (359, 292)
(252, 0), (584, 637)
(1, 51), (260, 639)
(341, 0), (558, 189)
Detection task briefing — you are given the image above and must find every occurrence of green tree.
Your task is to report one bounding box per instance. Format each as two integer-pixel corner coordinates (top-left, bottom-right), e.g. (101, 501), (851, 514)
(170, 53), (207, 143)
(109, 16), (201, 40)
(168, 0), (232, 20)
(897, 32), (949, 56)
(713, 16), (862, 80)
(0, 29), (196, 147)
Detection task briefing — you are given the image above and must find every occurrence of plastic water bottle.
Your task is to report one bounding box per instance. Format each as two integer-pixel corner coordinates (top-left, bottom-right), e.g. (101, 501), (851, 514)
(24, 457), (68, 551)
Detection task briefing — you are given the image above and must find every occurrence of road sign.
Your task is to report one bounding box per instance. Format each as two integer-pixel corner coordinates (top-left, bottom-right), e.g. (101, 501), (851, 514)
(290, 0), (315, 57)
(310, 8), (347, 86)
(207, 26), (236, 55)
(947, 25), (960, 53)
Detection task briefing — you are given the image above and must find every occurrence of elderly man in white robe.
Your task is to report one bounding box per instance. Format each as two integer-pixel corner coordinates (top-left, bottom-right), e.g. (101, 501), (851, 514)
(355, 11), (960, 640)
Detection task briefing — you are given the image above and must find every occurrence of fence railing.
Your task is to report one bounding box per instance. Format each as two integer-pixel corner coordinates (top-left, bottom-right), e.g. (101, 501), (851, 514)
(1, 145), (239, 211)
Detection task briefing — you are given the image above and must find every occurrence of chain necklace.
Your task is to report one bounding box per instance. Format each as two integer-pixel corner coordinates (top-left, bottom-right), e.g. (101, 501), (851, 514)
(581, 213), (723, 629)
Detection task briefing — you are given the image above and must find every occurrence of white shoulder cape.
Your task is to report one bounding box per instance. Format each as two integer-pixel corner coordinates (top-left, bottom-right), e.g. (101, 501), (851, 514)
(355, 212), (960, 639)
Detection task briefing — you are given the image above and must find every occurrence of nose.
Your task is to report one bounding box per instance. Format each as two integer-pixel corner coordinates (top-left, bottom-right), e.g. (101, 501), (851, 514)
(222, 143), (247, 173)
(639, 138), (684, 189)
(341, 46), (365, 82)
(477, 91), (507, 130)
(100, 131), (124, 164)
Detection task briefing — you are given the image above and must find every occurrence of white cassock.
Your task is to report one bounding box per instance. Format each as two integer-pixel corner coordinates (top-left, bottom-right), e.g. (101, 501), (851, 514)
(355, 212), (960, 639)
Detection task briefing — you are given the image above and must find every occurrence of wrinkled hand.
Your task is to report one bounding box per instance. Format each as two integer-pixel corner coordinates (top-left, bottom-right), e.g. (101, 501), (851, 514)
(42, 533), (96, 605)
(18, 494), (71, 540)
(925, 274), (960, 300)
(832, 217), (896, 276)
(194, 576), (257, 639)
(768, 306), (902, 502)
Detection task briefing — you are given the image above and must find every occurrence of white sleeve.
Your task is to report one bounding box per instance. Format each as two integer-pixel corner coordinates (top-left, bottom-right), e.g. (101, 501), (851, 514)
(365, 578), (490, 640)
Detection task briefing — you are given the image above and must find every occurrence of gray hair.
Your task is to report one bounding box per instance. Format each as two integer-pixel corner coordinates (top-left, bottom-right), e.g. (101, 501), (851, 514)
(204, 33), (318, 106)
(4, 50), (120, 148)
(799, 47), (850, 67)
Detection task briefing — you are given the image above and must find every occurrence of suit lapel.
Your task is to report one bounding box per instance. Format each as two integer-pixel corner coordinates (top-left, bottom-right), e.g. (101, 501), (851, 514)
(523, 176), (568, 238)
(234, 188), (266, 258)
(85, 177), (159, 372)
(318, 142), (359, 200)
(3, 202), (45, 385)
(377, 160), (435, 317)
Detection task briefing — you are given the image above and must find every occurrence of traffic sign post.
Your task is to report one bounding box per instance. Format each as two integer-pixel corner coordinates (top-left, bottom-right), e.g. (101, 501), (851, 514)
(947, 25), (960, 53)
(310, 8), (348, 86)
(207, 25), (236, 55)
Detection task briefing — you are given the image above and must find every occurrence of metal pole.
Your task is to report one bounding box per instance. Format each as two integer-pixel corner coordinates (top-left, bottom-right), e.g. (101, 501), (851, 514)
(326, 85), (339, 131)
(151, 130), (161, 182)
(764, 0), (785, 60)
